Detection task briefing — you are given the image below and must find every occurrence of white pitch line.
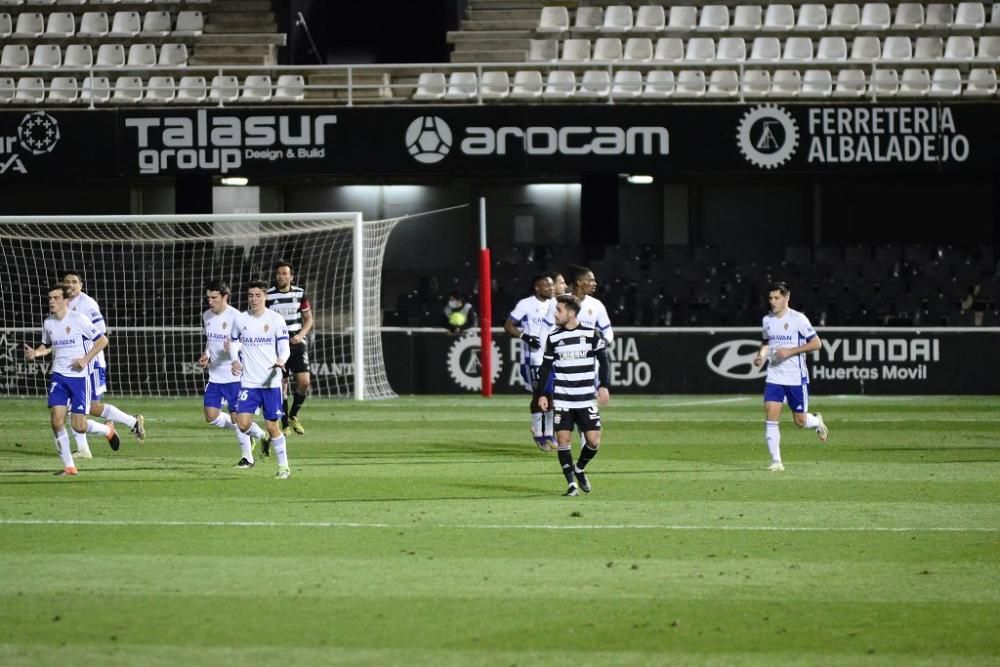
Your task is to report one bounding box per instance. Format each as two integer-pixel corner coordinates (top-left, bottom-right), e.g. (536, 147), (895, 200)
(0, 518), (996, 533)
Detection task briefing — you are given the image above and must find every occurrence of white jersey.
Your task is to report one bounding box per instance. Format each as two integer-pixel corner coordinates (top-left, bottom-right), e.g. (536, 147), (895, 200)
(577, 295), (614, 344)
(42, 311), (104, 378)
(231, 309), (289, 389)
(67, 291), (107, 369)
(203, 305), (240, 385)
(509, 295), (555, 366)
(762, 308), (817, 386)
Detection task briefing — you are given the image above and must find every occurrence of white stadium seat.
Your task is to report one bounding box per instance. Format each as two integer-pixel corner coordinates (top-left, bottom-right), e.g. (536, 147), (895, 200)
(78, 11), (109, 37)
(674, 70), (706, 97)
(173, 10), (203, 36)
(685, 37), (716, 62)
(32, 44), (62, 67)
(772, 69), (802, 96)
(96, 43), (125, 67)
(899, 68), (930, 96)
(592, 37), (623, 62)
(108, 11), (140, 37)
(833, 69), (867, 97)
(817, 37), (847, 61)
(143, 75), (176, 103)
(801, 69), (833, 97)
(914, 37), (943, 60)
(924, 3), (954, 26)
(871, 68), (899, 96)
(642, 69), (675, 97)
(699, 5), (730, 31)
(177, 75), (207, 103)
(1, 45), (29, 68)
(831, 3), (861, 29)
(527, 39), (557, 62)
(561, 38), (591, 61)
(241, 75), (273, 102)
(537, 6), (569, 33)
(929, 68), (962, 97)
(542, 70), (576, 98)
(577, 70), (611, 98)
(442, 71), (476, 100)
(140, 10), (171, 37)
(13, 12), (43, 37)
(954, 2), (986, 28)
(48, 76), (78, 102)
(964, 68), (997, 96)
(706, 69), (739, 97)
(882, 36), (912, 60)
(859, 3), (891, 29)
(783, 37), (814, 61)
(742, 69), (771, 97)
(763, 4), (795, 31)
(634, 5), (665, 31)
(158, 43), (188, 67)
(944, 36), (975, 61)
(412, 72), (445, 100)
(127, 43), (157, 67)
(14, 77), (44, 104)
(893, 3), (924, 28)
(44, 11), (75, 37)
(623, 37), (653, 62)
(654, 37), (684, 61)
(611, 70), (643, 98)
(601, 5), (633, 32)
(717, 37), (746, 61)
(479, 71), (509, 99)
(573, 6), (602, 32)
(667, 6), (697, 31)
(509, 70), (543, 99)
(64, 44), (93, 67)
(0, 13), (10, 38)
(796, 4), (828, 30)
(0, 78), (13, 104)
(850, 36), (881, 60)
(81, 76), (111, 104)
(733, 5), (762, 30)
(112, 75), (143, 103)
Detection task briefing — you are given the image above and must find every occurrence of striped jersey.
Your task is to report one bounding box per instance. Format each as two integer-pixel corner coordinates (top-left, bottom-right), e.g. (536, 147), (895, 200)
(762, 308), (817, 386)
(203, 305), (240, 385)
(67, 291), (107, 369)
(535, 325), (609, 410)
(266, 285), (311, 340)
(508, 295), (555, 367)
(42, 311), (104, 378)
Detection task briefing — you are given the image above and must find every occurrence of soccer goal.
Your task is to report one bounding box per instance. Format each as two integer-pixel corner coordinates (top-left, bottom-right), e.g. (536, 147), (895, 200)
(0, 212), (400, 400)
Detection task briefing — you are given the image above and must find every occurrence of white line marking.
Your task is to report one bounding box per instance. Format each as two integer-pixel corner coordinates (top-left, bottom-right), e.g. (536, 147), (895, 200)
(0, 518), (995, 533)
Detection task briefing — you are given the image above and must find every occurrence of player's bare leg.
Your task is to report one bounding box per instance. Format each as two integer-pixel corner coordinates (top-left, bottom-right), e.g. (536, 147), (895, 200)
(50, 406), (77, 475)
(793, 410), (829, 442)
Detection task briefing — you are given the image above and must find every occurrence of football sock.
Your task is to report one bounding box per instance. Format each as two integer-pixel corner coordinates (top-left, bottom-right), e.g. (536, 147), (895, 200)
(557, 447), (575, 484)
(576, 443), (599, 471)
(55, 429), (73, 467)
(73, 431), (90, 454)
(85, 420), (111, 437)
(248, 422), (265, 438)
(803, 413), (820, 430)
(281, 399), (289, 428)
(289, 391), (306, 419)
(238, 427), (254, 463)
(271, 434), (288, 467)
(530, 412), (543, 438)
(101, 404), (137, 430)
(766, 420), (781, 463)
(210, 414), (232, 429)
(543, 411), (554, 439)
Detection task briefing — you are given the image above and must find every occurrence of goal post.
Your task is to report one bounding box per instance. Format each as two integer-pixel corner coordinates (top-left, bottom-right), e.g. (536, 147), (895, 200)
(0, 212), (400, 400)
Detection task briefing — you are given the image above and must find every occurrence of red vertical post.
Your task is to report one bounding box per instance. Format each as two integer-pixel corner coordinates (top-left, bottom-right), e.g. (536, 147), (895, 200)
(478, 198), (493, 397)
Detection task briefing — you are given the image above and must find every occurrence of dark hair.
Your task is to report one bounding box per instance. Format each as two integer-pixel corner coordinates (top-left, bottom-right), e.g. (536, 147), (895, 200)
(49, 283), (71, 298)
(545, 270), (563, 282)
(247, 279), (269, 292)
(556, 294), (580, 314)
(205, 281), (230, 296)
(532, 273), (550, 286)
(769, 281), (790, 296)
(568, 264), (593, 285)
(275, 260), (293, 273)
(61, 270), (82, 282)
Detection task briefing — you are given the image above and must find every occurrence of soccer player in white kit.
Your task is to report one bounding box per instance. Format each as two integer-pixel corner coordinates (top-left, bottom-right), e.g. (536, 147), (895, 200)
(570, 265), (614, 345)
(198, 281), (268, 456)
(23, 284), (121, 476)
(752, 281), (830, 472)
(504, 274), (556, 451)
(230, 280), (292, 478)
(61, 271), (145, 459)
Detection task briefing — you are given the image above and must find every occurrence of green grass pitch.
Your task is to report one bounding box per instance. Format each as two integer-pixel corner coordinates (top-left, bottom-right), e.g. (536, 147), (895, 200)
(1, 394), (998, 666)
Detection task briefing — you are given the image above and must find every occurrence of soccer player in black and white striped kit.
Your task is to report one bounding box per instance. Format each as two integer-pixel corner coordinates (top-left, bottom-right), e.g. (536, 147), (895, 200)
(266, 261), (314, 436)
(535, 294), (611, 497)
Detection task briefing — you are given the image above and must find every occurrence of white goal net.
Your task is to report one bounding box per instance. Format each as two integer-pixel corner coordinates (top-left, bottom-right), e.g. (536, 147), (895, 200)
(0, 212), (400, 399)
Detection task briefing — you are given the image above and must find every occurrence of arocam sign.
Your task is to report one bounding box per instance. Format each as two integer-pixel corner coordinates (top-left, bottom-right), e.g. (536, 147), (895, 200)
(460, 125), (669, 156)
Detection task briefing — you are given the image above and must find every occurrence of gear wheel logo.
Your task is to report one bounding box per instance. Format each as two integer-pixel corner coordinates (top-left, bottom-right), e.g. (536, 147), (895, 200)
(405, 116), (452, 164)
(737, 104), (798, 169)
(447, 331), (503, 392)
(17, 111), (61, 156)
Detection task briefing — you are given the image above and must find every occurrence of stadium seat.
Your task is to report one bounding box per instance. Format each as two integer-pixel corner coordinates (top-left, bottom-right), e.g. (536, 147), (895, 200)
(965, 68), (997, 95)
(978, 36), (1000, 60)
(0, 13), (9, 38)
(925, 3), (954, 25)
(893, 3), (924, 28)
(573, 6), (602, 32)
(64, 44), (93, 67)
(944, 36), (975, 61)
(81, 75), (110, 104)
(850, 36), (881, 60)
(750, 37), (781, 61)
(143, 75), (175, 103)
(176, 74), (207, 102)
(0, 77), (13, 104)
(801, 69), (833, 96)
(929, 68), (962, 97)
(642, 69), (675, 97)
(741, 69), (771, 96)
(241, 74), (273, 102)
(537, 6), (569, 33)
(141, 10), (171, 36)
(859, 3), (891, 29)
(542, 70), (576, 98)
(32, 44), (61, 67)
(112, 75), (143, 103)
(955, 2), (986, 28)
(654, 37), (684, 61)
(173, 10), (203, 36)
(698, 5), (730, 31)
(601, 5), (633, 32)
(882, 36), (912, 60)
(44, 11), (74, 37)
(48, 75), (77, 102)
(611, 69), (642, 98)
(675, 70), (706, 97)
(209, 74), (239, 103)
(479, 70), (509, 99)
(412, 72), (445, 100)
(1, 45), (29, 68)
(706, 69), (739, 97)
(55, 0), (87, 4)
(871, 68), (899, 95)
(577, 70), (610, 98)
(442, 71), (476, 100)
(635, 5), (665, 31)
(667, 6), (697, 31)
(108, 11), (139, 37)
(527, 39), (557, 62)
(733, 5), (762, 30)
(509, 70), (543, 98)
(717, 37), (746, 61)
(561, 38), (591, 61)
(772, 69), (802, 95)
(783, 37), (814, 61)
(817, 36), (847, 60)
(127, 43), (157, 67)
(96, 43), (125, 67)
(623, 37), (653, 61)
(592, 37), (623, 62)
(831, 3), (861, 28)
(685, 37), (716, 61)
(899, 68), (930, 96)
(158, 43), (187, 67)
(13, 12), (43, 37)
(77, 11), (108, 37)
(796, 4), (828, 30)
(833, 68), (867, 96)
(992, 3), (1000, 25)
(763, 4), (795, 31)
(14, 76), (44, 103)
(914, 37), (943, 60)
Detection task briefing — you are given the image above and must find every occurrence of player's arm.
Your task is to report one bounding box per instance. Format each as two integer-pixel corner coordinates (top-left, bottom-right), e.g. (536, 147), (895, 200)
(773, 335), (821, 361)
(293, 298), (314, 344)
(229, 326), (243, 375)
(753, 343), (769, 367)
(72, 334), (108, 371)
(505, 315), (541, 349)
(597, 307), (614, 344)
(533, 338), (557, 410)
(274, 336), (290, 368)
(595, 334), (610, 405)
(23, 342), (51, 360)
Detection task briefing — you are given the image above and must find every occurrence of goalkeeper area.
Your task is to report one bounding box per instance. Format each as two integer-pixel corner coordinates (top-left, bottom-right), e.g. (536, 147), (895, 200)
(1, 394), (998, 665)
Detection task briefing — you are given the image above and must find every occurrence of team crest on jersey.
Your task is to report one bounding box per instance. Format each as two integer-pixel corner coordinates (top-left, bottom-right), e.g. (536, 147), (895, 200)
(222, 322), (228, 330)
(264, 324), (270, 332)
(784, 323), (789, 330)
(65, 326), (71, 334)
